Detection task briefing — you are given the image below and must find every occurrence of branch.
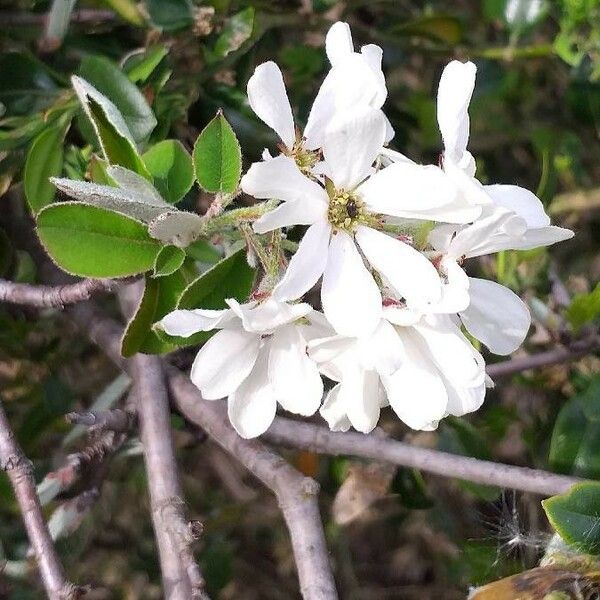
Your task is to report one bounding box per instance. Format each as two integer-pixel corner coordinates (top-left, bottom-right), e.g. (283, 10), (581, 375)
(65, 409), (137, 435)
(132, 354), (207, 600)
(66, 302), (337, 600)
(486, 334), (600, 379)
(0, 401), (83, 599)
(264, 417), (581, 497)
(168, 372), (338, 600)
(0, 278), (121, 308)
(0, 9), (116, 27)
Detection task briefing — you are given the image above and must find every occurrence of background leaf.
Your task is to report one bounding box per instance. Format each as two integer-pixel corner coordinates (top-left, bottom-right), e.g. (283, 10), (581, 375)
(145, 0), (194, 31)
(153, 244), (186, 277)
(24, 120), (70, 214)
(143, 140), (194, 204)
(78, 56), (157, 143)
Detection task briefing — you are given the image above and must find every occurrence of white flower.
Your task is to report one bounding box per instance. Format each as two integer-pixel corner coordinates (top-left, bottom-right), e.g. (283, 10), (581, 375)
(156, 298), (328, 439)
(436, 60), (574, 248)
(310, 313), (487, 433)
(247, 21), (391, 166)
(426, 211), (532, 355)
(241, 107), (474, 338)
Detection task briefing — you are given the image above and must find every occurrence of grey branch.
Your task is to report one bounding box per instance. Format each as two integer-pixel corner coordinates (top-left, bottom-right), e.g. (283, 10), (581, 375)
(168, 372), (338, 600)
(65, 299), (208, 599)
(0, 278), (121, 308)
(65, 409), (137, 435)
(486, 334), (600, 379)
(132, 354), (207, 600)
(264, 417), (581, 497)
(67, 302), (337, 600)
(0, 401), (83, 599)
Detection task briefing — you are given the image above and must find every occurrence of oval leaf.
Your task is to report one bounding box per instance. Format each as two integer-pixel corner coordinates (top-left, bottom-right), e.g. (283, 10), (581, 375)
(543, 482), (600, 554)
(153, 245), (186, 277)
(143, 140), (194, 204)
(193, 111), (241, 194)
(36, 202), (161, 278)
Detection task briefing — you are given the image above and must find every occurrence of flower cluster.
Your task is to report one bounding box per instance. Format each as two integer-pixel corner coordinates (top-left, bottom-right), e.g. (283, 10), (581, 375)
(157, 22), (573, 439)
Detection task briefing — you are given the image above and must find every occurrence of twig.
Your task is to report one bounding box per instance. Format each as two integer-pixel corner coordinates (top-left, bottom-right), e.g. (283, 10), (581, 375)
(65, 409), (137, 435)
(0, 278), (121, 308)
(0, 9), (116, 27)
(65, 302), (337, 599)
(132, 354), (207, 600)
(0, 401), (83, 599)
(264, 418), (582, 497)
(486, 334), (600, 379)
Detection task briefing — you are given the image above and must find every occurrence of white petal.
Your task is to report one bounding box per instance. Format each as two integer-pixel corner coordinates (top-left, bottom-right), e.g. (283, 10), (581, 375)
(363, 319), (404, 375)
(227, 345), (277, 438)
(247, 61), (295, 149)
(341, 368), (383, 433)
(299, 310), (335, 342)
(428, 223), (460, 253)
(325, 21), (353, 66)
(485, 184), (550, 228)
(414, 316), (484, 390)
(269, 325), (323, 416)
(443, 158), (492, 206)
(381, 332), (448, 430)
(320, 384), (352, 432)
(157, 308), (235, 337)
(360, 44), (383, 72)
(308, 334), (356, 381)
(359, 162), (481, 223)
(190, 329), (260, 400)
(274, 220), (331, 302)
(508, 226), (574, 250)
(322, 106), (386, 190)
(437, 60), (476, 161)
(460, 278), (530, 355)
(379, 146), (415, 166)
(226, 298), (311, 333)
(241, 154), (328, 205)
(383, 305), (421, 327)
(356, 226), (442, 308)
(321, 231), (382, 337)
(253, 198), (326, 233)
(304, 60), (386, 150)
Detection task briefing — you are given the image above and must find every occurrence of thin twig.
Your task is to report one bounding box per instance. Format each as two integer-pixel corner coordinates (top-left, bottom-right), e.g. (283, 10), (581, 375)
(65, 409), (137, 435)
(0, 401), (83, 599)
(263, 418), (583, 497)
(0, 278), (121, 308)
(486, 334), (600, 379)
(0, 9), (115, 27)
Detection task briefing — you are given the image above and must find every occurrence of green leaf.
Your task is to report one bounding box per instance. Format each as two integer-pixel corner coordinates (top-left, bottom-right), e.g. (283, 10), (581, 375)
(549, 377), (600, 479)
(24, 121), (70, 214)
(213, 7), (255, 59)
(438, 417), (500, 500)
(566, 283), (600, 333)
(123, 46), (169, 83)
(78, 55), (156, 143)
(193, 112), (241, 194)
(186, 239), (221, 264)
(155, 249), (255, 349)
(143, 140), (194, 204)
(100, 0), (145, 26)
(121, 266), (195, 356)
(392, 468), (434, 510)
(146, 0), (194, 31)
(543, 482), (600, 554)
(153, 245), (186, 277)
(36, 202), (161, 277)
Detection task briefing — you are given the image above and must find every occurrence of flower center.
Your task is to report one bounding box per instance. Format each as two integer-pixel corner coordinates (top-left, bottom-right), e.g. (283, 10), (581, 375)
(327, 189), (365, 232)
(281, 141), (320, 176)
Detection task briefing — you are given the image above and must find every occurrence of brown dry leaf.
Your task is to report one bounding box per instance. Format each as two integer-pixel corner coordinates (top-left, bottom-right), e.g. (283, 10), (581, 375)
(332, 462), (396, 525)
